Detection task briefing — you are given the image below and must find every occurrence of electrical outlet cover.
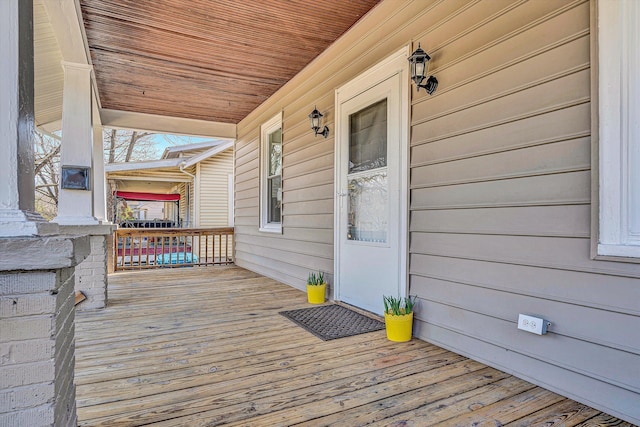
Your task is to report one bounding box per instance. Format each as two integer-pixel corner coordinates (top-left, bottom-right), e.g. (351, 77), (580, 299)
(518, 314), (548, 335)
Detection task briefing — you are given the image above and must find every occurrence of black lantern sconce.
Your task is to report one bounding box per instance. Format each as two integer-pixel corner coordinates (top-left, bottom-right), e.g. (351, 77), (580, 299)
(408, 43), (438, 95)
(309, 106), (329, 138)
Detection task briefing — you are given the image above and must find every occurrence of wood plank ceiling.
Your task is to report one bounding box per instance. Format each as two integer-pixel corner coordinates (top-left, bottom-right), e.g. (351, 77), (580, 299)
(79, 0), (381, 124)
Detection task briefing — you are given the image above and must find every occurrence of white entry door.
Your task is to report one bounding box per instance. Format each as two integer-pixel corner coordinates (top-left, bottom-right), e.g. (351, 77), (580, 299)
(335, 49), (409, 315)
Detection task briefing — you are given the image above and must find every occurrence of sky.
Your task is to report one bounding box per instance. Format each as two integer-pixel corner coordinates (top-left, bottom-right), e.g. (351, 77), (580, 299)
(148, 134), (212, 157)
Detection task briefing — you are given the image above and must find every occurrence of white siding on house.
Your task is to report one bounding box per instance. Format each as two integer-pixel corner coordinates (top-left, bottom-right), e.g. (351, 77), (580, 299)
(197, 148), (233, 227)
(174, 181), (190, 227)
(233, 0), (640, 423)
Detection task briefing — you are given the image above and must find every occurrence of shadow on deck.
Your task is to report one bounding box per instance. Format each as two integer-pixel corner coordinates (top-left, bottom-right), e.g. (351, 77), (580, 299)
(74, 267), (629, 426)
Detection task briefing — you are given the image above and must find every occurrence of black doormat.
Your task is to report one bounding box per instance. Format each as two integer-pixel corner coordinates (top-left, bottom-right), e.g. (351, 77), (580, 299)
(280, 304), (384, 341)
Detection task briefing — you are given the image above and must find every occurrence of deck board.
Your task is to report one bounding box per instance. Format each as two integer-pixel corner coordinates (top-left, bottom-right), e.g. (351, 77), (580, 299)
(75, 266), (628, 426)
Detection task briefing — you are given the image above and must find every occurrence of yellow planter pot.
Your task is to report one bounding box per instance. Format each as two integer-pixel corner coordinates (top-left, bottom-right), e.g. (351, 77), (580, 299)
(384, 312), (413, 342)
(307, 283), (326, 304)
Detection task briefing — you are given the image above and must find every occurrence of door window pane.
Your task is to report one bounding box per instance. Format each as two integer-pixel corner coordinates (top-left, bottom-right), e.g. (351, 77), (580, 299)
(347, 170), (388, 242)
(349, 99), (387, 173)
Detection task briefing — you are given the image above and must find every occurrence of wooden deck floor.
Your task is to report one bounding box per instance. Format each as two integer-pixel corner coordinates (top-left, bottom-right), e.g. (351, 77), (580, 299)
(75, 267), (630, 427)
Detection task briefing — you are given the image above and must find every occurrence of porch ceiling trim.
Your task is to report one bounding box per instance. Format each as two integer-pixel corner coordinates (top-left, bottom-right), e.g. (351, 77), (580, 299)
(41, 0), (90, 66)
(105, 158), (183, 173)
(107, 174), (191, 183)
(182, 140), (234, 168)
(100, 108), (237, 139)
(37, 119), (63, 133)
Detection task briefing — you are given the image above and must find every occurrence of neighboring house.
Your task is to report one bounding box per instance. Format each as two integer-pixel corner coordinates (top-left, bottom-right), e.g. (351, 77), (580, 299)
(131, 200), (165, 220)
(106, 140), (234, 228)
(232, 0), (640, 424)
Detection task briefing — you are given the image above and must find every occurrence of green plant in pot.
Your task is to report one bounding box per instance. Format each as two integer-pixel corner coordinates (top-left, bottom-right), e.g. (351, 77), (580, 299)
(306, 271), (326, 304)
(383, 295), (416, 342)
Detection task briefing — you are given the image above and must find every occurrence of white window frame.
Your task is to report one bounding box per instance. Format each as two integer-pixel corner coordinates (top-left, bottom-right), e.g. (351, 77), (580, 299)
(596, 0), (640, 259)
(259, 112), (283, 233)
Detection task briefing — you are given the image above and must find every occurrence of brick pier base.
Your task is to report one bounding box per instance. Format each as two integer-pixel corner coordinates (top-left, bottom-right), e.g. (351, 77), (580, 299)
(60, 225), (113, 311)
(0, 236), (89, 426)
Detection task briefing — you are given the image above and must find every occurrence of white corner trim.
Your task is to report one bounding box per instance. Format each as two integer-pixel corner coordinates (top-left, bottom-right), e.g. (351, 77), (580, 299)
(597, 0), (640, 258)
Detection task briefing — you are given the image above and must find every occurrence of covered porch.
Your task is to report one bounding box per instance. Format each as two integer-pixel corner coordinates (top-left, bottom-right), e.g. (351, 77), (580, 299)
(75, 267), (625, 426)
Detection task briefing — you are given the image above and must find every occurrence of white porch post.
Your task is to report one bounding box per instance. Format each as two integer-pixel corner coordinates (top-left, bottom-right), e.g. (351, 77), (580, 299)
(55, 76), (113, 311)
(54, 61), (98, 225)
(93, 124), (108, 222)
(0, 0), (56, 237)
(0, 3), (86, 426)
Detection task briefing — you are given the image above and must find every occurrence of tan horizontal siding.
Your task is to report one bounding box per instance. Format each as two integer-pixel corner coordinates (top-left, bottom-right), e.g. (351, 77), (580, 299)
(411, 233), (640, 279)
(234, 245), (332, 281)
(412, 171), (591, 209)
(410, 205), (591, 238)
(410, 254), (640, 316)
(411, 137), (590, 188)
(233, 0), (640, 423)
(235, 233), (332, 261)
(234, 256), (305, 292)
(406, 0), (639, 421)
(410, 103), (591, 166)
(197, 149), (233, 227)
(411, 275), (640, 355)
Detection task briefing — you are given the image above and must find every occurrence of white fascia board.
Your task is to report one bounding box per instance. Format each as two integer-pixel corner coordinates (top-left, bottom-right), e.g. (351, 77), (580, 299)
(183, 141), (234, 168)
(162, 140), (223, 159)
(100, 109), (237, 139)
(106, 174), (191, 183)
(105, 158), (182, 172)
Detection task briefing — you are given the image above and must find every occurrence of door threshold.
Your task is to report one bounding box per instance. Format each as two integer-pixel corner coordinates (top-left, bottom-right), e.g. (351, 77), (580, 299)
(334, 301), (383, 322)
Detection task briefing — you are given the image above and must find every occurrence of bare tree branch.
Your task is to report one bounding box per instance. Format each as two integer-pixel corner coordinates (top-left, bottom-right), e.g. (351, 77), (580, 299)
(108, 128), (117, 163)
(125, 131), (137, 162)
(35, 144), (60, 175)
(35, 127), (157, 219)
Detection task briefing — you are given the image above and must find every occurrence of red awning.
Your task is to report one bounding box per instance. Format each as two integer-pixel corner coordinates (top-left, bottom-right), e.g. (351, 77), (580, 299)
(114, 191), (180, 202)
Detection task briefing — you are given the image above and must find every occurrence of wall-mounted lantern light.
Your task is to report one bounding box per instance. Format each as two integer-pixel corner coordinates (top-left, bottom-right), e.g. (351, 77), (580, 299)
(309, 106), (329, 138)
(408, 43), (438, 95)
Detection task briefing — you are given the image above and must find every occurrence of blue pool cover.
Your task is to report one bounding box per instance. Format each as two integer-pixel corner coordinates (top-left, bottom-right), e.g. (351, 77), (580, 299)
(156, 252), (198, 265)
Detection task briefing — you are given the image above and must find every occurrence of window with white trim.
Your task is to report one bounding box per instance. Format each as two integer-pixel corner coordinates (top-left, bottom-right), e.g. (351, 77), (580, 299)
(597, 0), (640, 258)
(260, 113), (282, 233)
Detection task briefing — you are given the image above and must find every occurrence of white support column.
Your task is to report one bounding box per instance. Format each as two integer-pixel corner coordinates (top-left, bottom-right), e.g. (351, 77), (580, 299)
(93, 124), (108, 222)
(0, 2), (83, 426)
(54, 62), (98, 225)
(0, 0), (57, 237)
